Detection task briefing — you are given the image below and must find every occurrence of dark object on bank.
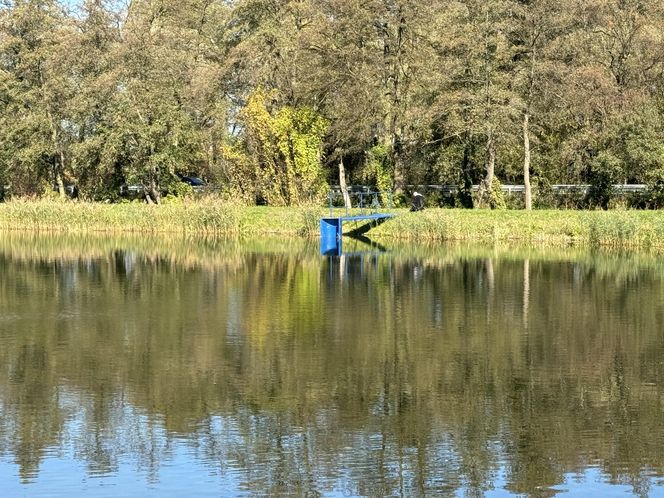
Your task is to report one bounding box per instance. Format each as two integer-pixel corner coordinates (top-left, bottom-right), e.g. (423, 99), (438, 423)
(52, 183), (78, 199)
(179, 175), (205, 187)
(120, 175), (208, 199)
(410, 191), (425, 212)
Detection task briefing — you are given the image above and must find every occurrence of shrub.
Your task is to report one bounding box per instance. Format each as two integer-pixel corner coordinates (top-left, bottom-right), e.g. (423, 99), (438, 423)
(644, 168), (664, 209)
(586, 152), (622, 210)
(474, 177), (506, 209)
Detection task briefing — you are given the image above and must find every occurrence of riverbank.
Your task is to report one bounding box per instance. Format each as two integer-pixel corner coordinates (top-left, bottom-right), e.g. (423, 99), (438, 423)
(0, 199), (323, 236)
(370, 209), (664, 249)
(2, 200), (664, 249)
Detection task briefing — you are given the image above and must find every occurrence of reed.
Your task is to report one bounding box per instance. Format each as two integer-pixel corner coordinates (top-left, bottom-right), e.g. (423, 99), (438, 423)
(3, 200), (664, 250)
(0, 199), (325, 236)
(370, 209), (664, 249)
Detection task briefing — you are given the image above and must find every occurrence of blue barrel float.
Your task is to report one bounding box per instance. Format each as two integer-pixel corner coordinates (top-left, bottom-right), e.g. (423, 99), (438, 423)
(320, 217), (343, 256)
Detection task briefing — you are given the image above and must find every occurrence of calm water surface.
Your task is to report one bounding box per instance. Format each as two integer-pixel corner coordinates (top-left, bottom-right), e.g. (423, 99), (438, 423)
(1, 232), (664, 497)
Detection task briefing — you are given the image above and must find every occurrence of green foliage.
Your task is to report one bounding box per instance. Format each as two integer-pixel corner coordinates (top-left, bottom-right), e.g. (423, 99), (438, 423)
(0, 0), (72, 196)
(474, 178), (507, 210)
(233, 89), (329, 206)
(273, 105), (329, 202)
(585, 152), (622, 210)
(370, 209), (664, 250)
(360, 145), (393, 194)
(10, 199), (664, 251)
(0, 199), (243, 234)
(489, 178), (507, 210)
(643, 168), (664, 209)
(299, 207), (323, 237)
(0, 0), (664, 209)
(218, 141), (256, 203)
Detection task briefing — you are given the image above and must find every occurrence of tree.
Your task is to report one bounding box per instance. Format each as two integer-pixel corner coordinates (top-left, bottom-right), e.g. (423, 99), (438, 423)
(540, 0), (664, 197)
(509, 0), (572, 210)
(223, 88), (328, 205)
(65, 0), (122, 199)
(0, 0), (75, 197)
(426, 0), (515, 208)
(102, 0), (230, 203)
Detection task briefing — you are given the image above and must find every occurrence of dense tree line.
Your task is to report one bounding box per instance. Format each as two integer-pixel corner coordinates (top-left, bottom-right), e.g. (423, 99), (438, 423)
(0, 0), (663, 207)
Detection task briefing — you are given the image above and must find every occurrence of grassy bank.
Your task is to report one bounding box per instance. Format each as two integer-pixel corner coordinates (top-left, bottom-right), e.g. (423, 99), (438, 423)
(370, 209), (664, 249)
(3, 200), (664, 249)
(0, 199), (324, 236)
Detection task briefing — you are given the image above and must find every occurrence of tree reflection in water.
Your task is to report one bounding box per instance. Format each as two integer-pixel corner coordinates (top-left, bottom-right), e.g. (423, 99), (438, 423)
(0, 233), (663, 497)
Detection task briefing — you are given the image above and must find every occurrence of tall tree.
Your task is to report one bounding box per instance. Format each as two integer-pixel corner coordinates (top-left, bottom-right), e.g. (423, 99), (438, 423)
(428, 0), (515, 208)
(509, 0), (571, 210)
(109, 0), (223, 203)
(0, 0), (75, 197)
(66, 0), (122, 199)
(304, 0), (442, 200)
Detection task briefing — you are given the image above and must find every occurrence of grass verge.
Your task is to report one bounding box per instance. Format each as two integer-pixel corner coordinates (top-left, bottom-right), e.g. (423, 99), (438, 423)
(3, 200), (664, 250)
(0, 199), (325, 236)
(370, 209), (664, 249)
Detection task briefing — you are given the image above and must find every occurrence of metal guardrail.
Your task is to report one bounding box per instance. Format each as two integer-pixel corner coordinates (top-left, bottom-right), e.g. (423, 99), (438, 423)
(119, 184), (212, 197)
(332, 184), (648, 197)
(406, 184), (648, 195)
(327, 189), (393, 217)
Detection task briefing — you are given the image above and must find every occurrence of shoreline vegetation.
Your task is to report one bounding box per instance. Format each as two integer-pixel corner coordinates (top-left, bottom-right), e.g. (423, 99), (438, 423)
(3, 231), (664, 284)
(2, 200), (664, 250)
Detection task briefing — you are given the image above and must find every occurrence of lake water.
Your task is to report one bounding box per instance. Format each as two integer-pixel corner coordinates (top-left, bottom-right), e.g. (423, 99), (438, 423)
(1, 232), (664, 497)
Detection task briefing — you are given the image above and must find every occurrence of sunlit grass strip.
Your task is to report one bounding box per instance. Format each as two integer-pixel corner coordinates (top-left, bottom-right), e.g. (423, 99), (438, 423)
(0, 200), (325, 236)
(370, 209), (664, 249)
(4, 201), (664, 249)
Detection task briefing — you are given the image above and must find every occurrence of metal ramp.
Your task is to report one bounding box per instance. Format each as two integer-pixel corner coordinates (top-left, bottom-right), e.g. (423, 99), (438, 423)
(320, 190), (394, 255)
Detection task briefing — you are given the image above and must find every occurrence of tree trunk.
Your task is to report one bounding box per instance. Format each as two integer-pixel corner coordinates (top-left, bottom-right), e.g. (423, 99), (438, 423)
(523, 111), (532, 210)
(459, 134), (474, 208)
(477, 130), (495, 208)
(486, 130), (495, 186)
(50, 118), (65, 198)
(146, 179), (160, 204)
(145, 144), (161, 204)
(381, 7), (407, 198)
(477, 7), (497, 210)
(338, 155), (351, 209)
(207, 140), (216, 174)
(54, 167), (65, 198)
(392, 130), (405, 196)
(145, 151), (160, 204)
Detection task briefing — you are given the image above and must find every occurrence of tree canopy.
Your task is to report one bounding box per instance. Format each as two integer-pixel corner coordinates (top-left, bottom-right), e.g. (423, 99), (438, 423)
(0, 0), (663, 206)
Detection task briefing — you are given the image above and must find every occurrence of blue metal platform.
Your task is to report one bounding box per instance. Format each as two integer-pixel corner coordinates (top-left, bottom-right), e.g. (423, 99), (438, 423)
(320, 189), (395, 255)
(331, 213), (394, 222)
(320, 213), (394, 256)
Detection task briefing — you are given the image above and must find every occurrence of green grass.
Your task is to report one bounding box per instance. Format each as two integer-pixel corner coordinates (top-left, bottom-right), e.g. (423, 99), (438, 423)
(3, 200), (664, 250)
(0, 199), (325, 236)
(370, 209), (664, 249)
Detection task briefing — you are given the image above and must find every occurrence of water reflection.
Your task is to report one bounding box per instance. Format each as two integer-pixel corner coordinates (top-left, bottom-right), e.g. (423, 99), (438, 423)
(0, 232), (664, 496)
